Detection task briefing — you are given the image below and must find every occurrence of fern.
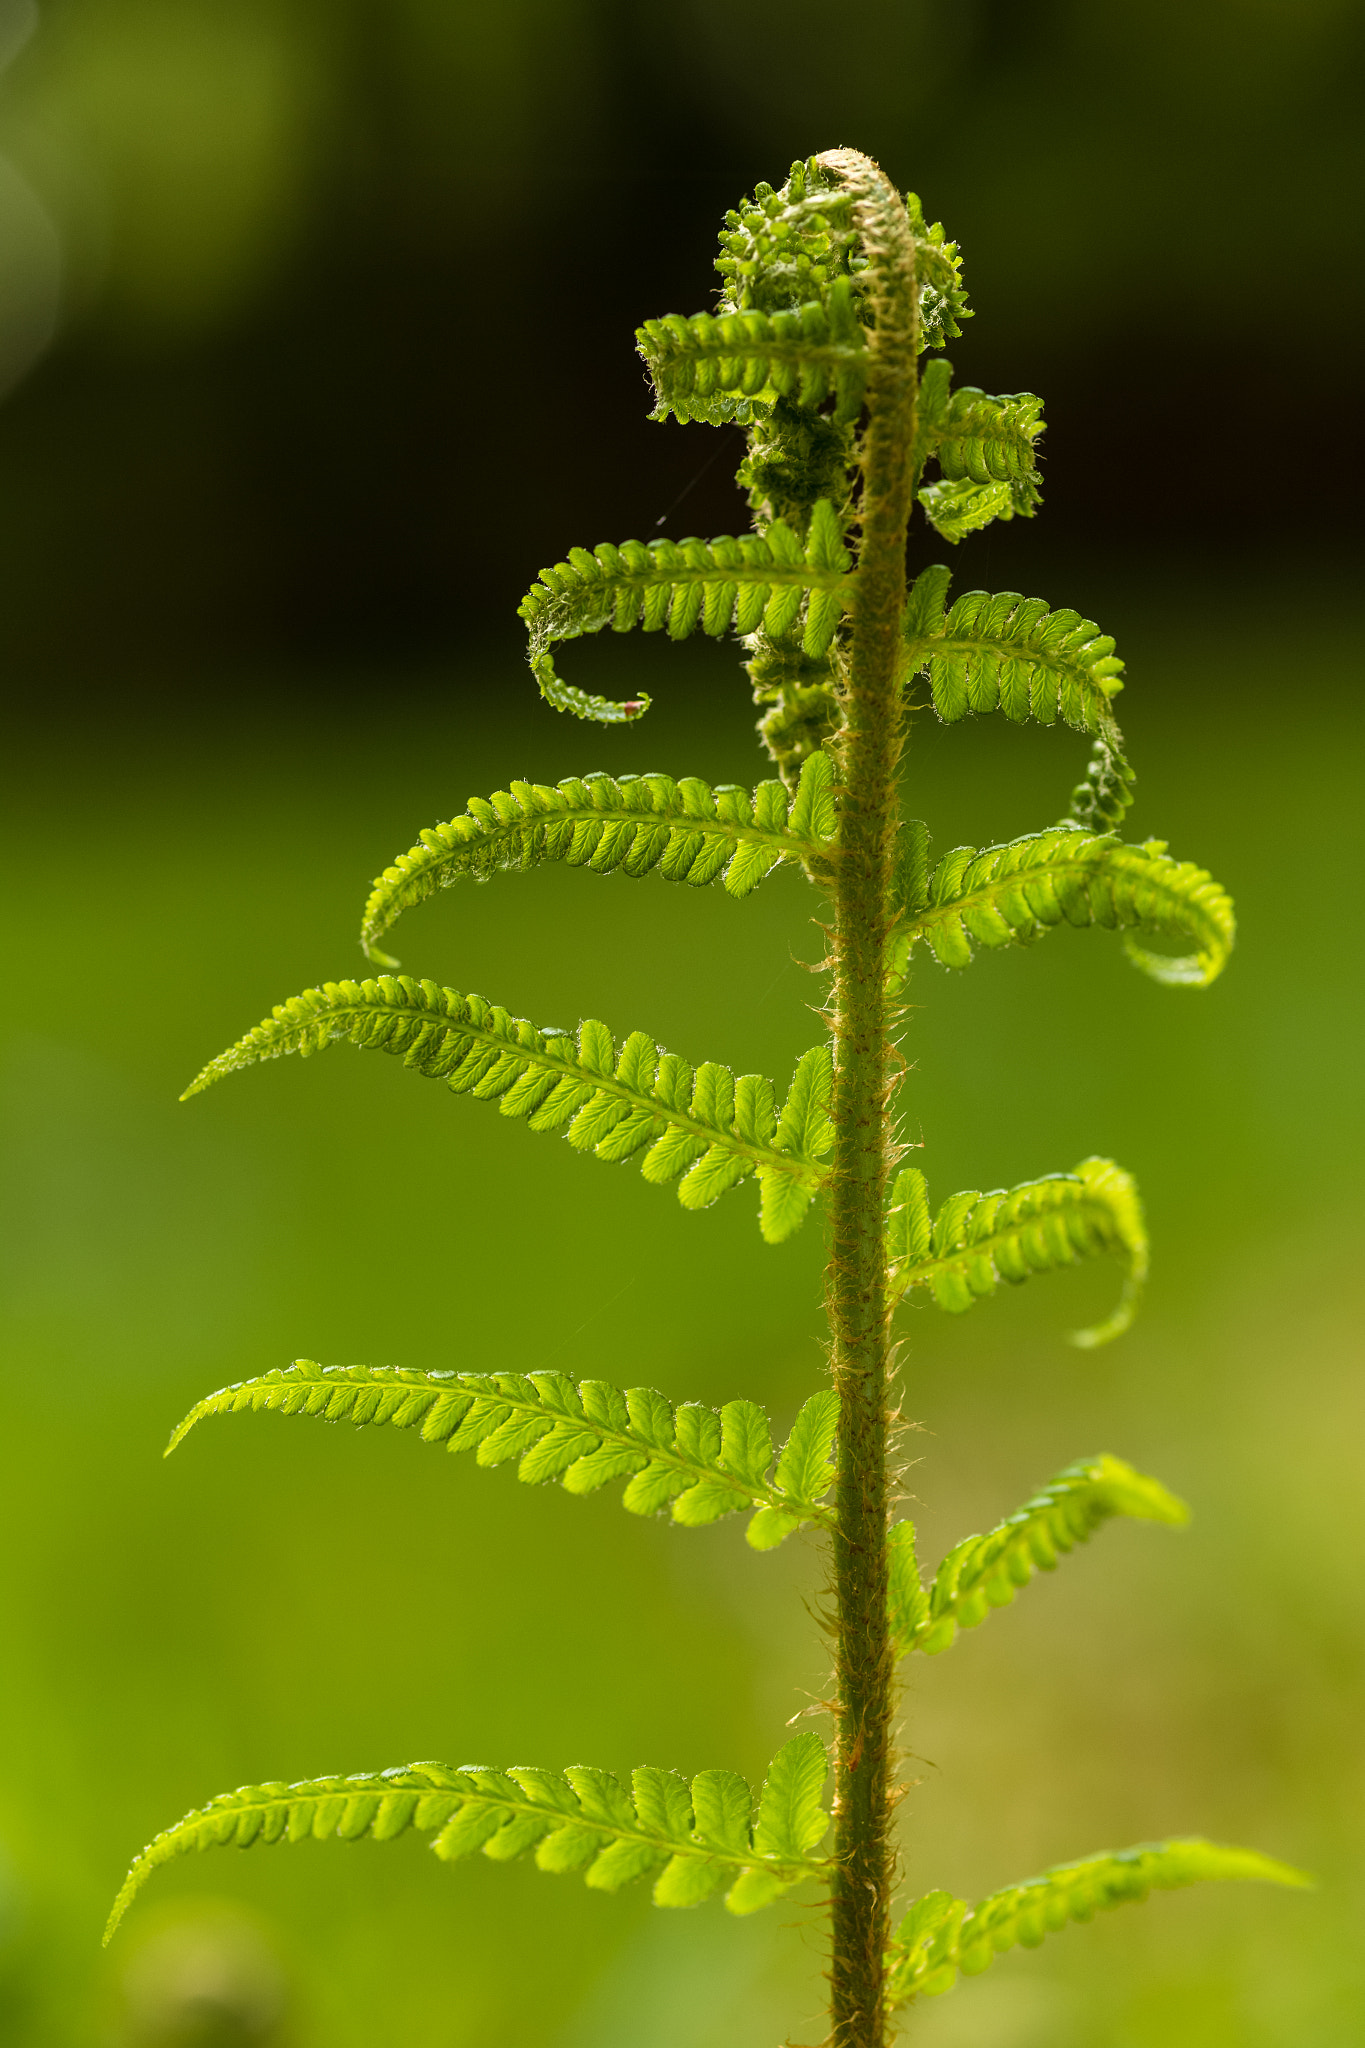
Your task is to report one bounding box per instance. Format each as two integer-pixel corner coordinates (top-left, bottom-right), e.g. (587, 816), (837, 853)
(359, 751), (836, 966)
(521, 498), (852, 723)
(119, 151), (1293, 2043)
(105, 1731), (832, 1943)
(638, 284), (870, 428)
(168, 1364), (838, 1551)
(915, 360), (1044, 539)
(885, 1157), (1147, 1346)
(887, 1455), (1189, 1659)
(886, 1841), (1309, 2005)
(182, 978), (834, 1244)
(886, 823), (1234, 990)
(902, 562), (1123, 737)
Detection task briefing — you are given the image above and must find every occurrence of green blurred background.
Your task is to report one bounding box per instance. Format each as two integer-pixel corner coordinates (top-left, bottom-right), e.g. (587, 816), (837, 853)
(1, 2), (1362, 2043)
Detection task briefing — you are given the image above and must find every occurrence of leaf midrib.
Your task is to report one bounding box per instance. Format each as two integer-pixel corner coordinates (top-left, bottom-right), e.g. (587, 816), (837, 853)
(649, 335), (868, 369)
(170, 1780), (832, 1878)
(530, 562), (855, 607)
(902, 630), (1116, 693)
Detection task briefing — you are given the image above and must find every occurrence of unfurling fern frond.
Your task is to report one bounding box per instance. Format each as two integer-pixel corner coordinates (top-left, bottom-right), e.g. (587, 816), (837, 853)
(359, 752), (836, 967)
(702, 161), (968, 355)
(887, 1455), (1188, 1659)
(885, 824), (1234, 991)
(713, 156), (861, 318)
(169, 1365), (838, 1552)
(521, 500), (853, 723)
(901, 563), (1122, 736)
(886, 1841), (1309, 2005)
(183, 980), (834, 1243)
(905, 192), (972, 352)
(916, 361), (1044, 540)
(105, 1731), (833, 1943)
(885, 1157), (1147, 1346)
(638, 281), (869, 428)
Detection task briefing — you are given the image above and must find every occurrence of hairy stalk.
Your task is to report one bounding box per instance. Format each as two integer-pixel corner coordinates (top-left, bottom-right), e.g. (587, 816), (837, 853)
(820, 149), (918, 2048)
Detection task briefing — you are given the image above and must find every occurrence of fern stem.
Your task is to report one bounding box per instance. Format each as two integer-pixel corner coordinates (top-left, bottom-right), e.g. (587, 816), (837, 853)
(819, 149), (919, 2048)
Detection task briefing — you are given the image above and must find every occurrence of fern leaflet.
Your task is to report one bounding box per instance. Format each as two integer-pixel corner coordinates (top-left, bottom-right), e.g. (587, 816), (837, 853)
(182, 979), (834, 1243)
(904, 192), (972, 352)
(887, 1455), (1188, 1659)
(359, 752), (836, 966)
(105, 1732), (833, 1942)
(885, 1157), (1147, 1346)
(169, 1365), (838, 1551)
(886, 1840), (1309, 2005)
(902, 563), (1123, 737)
(638, 281), (869, 428)
(521, 500), (853, 723)
(916, 360), (1044, 539)
(886, 823), (1234, 990)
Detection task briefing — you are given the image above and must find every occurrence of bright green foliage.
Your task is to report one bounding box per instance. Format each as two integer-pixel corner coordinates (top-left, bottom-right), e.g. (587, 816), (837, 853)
(182, 978), (834, 1243)
(887, 1455), (1189, 1659)
(131, 152), (1290, 2038)
(360, 751), (836, 967)
(168, 1363), (838, 1550)
(105, 1733), (833, 1943)
(885, 1157), (1148, 1346)
(915, 361), (1044, 540)
(521, 499), (852, 723)
(885, 1841), (1310, 2005)
(665, 161), (967, 419)
(902, 563), (1123, 737)
(886, 823), (1235, 990)
(637, 284), (870, 428)
(711, 157), (862, 318)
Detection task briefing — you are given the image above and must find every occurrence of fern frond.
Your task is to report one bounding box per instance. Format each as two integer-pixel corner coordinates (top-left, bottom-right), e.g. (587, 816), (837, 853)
(916, 361), (1044, 538)
(714, 156), (861, 318)
(886, 825), (1234, 990)
(638, 282), (869, 428)
(169, 1364), (839, 1550)
(359, 752), (837, 967)
(902, 563), (1122, 737)
(885, 1157), (1147, 1347)
(181, 979), (834, 1244)
(706, 159), (968, 352)
(886, 1840), (1309, 2005)
(521, 500), (853, 723)
(105, 1732), (833, 1943)
(1068, 720), (1138, 831)
(905, 192), (972, 352)
(889, 1455), (1188, 1659)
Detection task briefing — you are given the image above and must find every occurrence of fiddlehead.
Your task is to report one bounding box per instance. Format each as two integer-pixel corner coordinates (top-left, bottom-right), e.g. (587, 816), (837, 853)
(183, 979), (834, 1243)
(105, 1733), (833, 1941)
(359, 751), (836, 966)
(885, 1157), (1148, 1346)
(886, 1843), (1308, 2005)
(169, 1365), (838, 1550)
(887, 1455), (1189, 1659)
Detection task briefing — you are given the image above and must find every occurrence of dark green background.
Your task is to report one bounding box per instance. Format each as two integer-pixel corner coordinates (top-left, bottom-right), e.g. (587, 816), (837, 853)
(0, 3), (1361, 2043)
